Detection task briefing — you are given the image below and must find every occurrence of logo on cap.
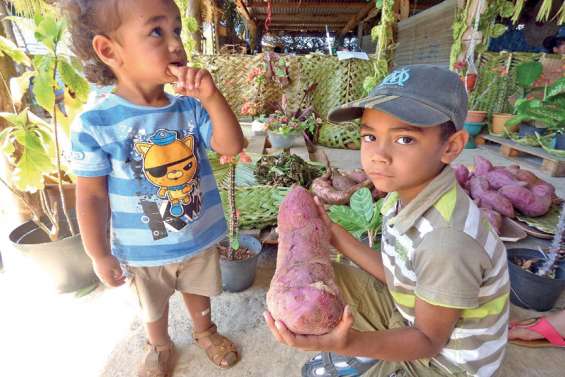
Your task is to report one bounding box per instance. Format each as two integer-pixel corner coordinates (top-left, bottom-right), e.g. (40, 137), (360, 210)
(378, 68), (410, 87)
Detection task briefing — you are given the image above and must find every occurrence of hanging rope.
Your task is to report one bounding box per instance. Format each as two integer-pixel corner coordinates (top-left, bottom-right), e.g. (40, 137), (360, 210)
(264, 0), (272, 32)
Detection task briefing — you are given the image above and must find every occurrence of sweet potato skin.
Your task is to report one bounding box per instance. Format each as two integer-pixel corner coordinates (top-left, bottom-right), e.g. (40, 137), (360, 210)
(499, 184), (552, 217)
(267, 186), (344, 335)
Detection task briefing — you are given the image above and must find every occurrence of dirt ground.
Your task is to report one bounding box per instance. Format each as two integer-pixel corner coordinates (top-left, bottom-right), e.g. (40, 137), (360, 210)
(1, 140), (564, 377)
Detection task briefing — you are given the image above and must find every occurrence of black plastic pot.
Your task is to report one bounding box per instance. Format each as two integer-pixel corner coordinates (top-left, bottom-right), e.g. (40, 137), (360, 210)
(507, 248), (565, 311)
(6, 214), (98, 292)
(219, 235), (262, 292)
(553, 133), (565, 150)
(518, 123), (547, 137)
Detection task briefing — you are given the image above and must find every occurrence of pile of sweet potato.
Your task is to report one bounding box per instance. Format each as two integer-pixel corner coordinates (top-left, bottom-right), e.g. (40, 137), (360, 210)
(266, 186), (344, 335)
(455, 156), (556, 233)
(311, 168), (385, 205)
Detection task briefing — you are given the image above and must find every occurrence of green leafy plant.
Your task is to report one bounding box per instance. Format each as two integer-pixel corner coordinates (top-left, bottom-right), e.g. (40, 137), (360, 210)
(506, 61), (565, 133)
(363, 0), (394, 94)
(0, 12), (89, 240)
(329, 187), (383, 248)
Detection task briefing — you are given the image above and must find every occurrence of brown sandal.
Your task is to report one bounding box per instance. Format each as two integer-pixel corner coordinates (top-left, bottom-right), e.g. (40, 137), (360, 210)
(138, 341), (175, 377)
(193, 323), (240, 369)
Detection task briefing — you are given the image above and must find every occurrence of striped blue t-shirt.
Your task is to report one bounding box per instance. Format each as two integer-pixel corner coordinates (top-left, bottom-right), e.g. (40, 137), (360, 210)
(71, 92), (227, 266)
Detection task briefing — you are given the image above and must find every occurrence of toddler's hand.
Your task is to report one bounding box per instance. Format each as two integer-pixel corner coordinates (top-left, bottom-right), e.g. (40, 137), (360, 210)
(93, 255), (125, 287)
(167, 65), (218, 102)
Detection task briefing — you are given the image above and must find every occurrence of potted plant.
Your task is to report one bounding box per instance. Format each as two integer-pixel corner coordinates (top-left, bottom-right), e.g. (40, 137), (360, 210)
(264, 87), (321, 149)
(328, 187), (383, 249)
(0, 12), (96, 292)
(218, 152), (263, 292)
(507, 201), (565, 311)
(505, 60), (561, 138)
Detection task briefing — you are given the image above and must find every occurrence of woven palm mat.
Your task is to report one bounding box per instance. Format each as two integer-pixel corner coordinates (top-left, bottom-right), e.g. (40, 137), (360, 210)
(219, 186), (290, 230)
(200, 54), (376, 120)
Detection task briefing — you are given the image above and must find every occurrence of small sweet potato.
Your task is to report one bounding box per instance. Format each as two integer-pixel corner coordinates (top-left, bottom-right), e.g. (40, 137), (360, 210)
(469, 176), (490, 199)
(454, 165), (470, 188)
(345, 169), (370, 184)
(311, 170), (372, 205)
(331, 171), (357, 191)
(485, 169), (524, 190)
(477, 190), (515, 218)
(474, 156), (493, 176)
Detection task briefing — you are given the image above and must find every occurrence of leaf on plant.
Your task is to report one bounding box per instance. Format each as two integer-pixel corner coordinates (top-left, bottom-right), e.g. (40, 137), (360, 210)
(490, 24), (508, 38)
(545, 78), (565, 100)
(34, 15), (63, 52)
(516, 61), (543, 88)
(185, 16), (199, 33)
(0, 126), (16, 157)
(230, 238), (240, 251)
(33, 71), (56, 114)
(329, 205), (366, 232)
(59, 59), (89, 103)
(9, 71), (35, 106)
(498, 1), (515, 18)
(12, 131), (55, 192)
(0, 36), (31, 66)
(350, 187), (374, 223)
(371, 25), (381, 42)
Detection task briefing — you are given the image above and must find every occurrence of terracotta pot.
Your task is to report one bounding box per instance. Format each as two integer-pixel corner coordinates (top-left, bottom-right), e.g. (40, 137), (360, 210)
(464, 73), (477, 92)
(491, 113), (517, 135)
(465, 110), (487, 123)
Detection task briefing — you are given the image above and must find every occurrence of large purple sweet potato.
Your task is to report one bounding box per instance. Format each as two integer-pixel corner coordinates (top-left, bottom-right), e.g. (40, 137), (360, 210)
(499, 185), (552, 217)
(267, 186), (344, 335)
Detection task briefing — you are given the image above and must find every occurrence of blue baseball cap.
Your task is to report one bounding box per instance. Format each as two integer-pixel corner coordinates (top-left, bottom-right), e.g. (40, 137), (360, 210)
(328, 64), (468, 130)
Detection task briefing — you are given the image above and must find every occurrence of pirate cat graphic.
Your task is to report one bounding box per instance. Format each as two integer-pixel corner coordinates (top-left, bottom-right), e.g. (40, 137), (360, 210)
(135, 129), (201, 218)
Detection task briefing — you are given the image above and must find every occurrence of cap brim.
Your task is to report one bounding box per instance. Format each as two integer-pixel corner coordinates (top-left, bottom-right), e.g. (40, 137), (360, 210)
(328, 95), (450, 127)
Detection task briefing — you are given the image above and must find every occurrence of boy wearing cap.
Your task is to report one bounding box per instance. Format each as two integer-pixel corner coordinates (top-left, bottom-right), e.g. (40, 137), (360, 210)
(265, 65), (509, 377)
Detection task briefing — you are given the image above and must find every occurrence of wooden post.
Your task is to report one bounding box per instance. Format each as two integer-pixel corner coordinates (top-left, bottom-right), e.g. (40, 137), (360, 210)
(213, 5), (220, 53)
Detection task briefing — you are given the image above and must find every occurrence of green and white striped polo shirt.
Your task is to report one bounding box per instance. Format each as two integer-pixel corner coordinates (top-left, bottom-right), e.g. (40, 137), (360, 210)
(380, 167), (509, 377)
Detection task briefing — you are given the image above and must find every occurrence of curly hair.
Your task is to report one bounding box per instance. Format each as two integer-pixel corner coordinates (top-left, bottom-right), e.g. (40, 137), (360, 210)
(59, 0), (122, 85)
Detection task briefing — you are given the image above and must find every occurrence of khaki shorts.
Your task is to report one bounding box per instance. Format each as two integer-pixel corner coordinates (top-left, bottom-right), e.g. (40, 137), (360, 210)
(125, 247), (222, 323)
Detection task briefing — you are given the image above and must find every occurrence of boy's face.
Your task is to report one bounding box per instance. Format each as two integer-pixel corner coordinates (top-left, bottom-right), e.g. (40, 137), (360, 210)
(110, 0), (187, 86)
(360, 109), (463, 202)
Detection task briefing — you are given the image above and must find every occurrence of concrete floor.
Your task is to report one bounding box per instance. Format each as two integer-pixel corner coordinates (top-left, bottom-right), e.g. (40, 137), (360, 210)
(1, 132), (564, 377)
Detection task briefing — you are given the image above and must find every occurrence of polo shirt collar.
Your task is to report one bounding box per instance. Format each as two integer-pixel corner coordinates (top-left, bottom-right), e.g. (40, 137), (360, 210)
(381, 166), (456, 235)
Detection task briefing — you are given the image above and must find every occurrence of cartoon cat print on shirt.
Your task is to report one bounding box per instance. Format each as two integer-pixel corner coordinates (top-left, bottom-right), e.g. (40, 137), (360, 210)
(135, 129), (200, 218)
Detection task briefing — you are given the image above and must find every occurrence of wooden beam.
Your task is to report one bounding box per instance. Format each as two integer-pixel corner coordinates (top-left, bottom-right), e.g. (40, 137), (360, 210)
(234, 0), (257, 50)
(247, 1), (368, 9)
(255, 15), (351, 23)
(339, 2), (375, 36)
(394, 0), (410, 21)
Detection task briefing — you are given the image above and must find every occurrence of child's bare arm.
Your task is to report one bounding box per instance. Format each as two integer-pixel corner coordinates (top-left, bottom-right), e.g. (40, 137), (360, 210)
(266, 298), (460, 361)
(76, 176), (125, 287)
(168, 65), (244, 156)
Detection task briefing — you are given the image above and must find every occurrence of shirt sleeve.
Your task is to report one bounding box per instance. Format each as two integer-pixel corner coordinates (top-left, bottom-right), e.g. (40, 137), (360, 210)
(70, 115), (111, 177)
(413, 228), (490, 309)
